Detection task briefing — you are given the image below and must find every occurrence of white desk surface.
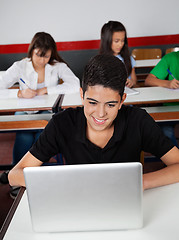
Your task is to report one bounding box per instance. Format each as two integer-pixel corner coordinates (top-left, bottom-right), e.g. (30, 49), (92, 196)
(3, 183), (179, 240)
(0, 89), (60, 112)
(61, 87), (179, 108)
(125, 87), (179, 105)
(142, 105), (179, 122)
(135, 59), (160, 68)
(0, 71), (5, 76)
(142, 105), (179, 114)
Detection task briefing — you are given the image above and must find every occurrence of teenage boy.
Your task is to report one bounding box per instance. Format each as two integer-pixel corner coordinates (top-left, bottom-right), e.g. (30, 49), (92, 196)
(9, 55), (179, 190)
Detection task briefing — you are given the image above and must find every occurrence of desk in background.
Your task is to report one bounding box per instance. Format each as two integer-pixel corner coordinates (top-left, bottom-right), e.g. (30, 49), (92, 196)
(59, 87), (179, 122)
(135, 59), (160, 87)
(0, 88), (60, 169)
(125, 87), (179, 105)
(2, 183), (179, 240)
(135, 59), (160, 68)
(60, 87), (179, 108)
(0, 113), (53, 131)
(142, 105), (179, 122)
(0, 89), (61, 113)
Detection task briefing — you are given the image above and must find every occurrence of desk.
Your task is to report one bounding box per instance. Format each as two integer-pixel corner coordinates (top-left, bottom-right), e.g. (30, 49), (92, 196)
(59, 87), (179, 122)
(2, 183), (179, 240)
(0, 89), (61, 113)
(0, 113), (53, 131)
(0, 113), (54, 170)
(0, 71), (5, 76)
(135, 59), (160, 68)
(142, 105), (179, 122)
(60, 87), (179, 108)
(125, 87), (179, 105)
(135, 59), (160, 87)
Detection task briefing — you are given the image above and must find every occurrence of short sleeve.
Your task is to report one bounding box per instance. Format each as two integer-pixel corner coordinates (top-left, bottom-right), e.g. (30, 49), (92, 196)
(29, 118), (62, 162)
(140, 110), (174, 158)
(150, 56), (169, 79)
(130, 56), (136, 68)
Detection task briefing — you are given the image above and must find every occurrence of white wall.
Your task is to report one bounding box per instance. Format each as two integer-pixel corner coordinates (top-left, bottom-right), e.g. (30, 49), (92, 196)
(0, 0), (179, 44)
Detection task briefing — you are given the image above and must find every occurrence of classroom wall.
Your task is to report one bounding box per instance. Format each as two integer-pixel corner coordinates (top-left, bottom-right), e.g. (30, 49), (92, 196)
(0, 0), (178, 79)
(0, 0), (179, 45)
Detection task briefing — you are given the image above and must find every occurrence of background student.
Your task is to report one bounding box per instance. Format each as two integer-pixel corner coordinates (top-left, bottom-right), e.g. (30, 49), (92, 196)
(8, 55), (179, 190)
(0, 32), (80, 190)
(99, 20), (137, 88)
(145, 51), (179, 147)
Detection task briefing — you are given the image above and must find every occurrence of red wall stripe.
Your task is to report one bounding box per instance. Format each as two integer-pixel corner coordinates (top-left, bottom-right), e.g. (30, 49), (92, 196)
(128, 34), (179, 47)
(0, 34), (178, 54)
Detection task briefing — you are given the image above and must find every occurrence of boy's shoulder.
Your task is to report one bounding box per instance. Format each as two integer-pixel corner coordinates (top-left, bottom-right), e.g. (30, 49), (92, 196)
(52, 107), (84, 123)
(120, 105), (147, 117)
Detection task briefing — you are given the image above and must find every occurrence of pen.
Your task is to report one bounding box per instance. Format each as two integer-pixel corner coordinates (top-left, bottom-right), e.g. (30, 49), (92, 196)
(20, 78), (31, 89)
(167, 69), (176, 80)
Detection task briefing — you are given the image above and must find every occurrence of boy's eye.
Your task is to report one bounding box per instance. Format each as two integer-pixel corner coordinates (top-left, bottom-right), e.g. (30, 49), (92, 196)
(89, 101), (97, 105)
(108, 104), (115, 108)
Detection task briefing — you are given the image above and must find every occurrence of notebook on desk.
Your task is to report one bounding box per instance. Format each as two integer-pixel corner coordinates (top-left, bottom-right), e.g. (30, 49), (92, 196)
(23, 162), (143, 233)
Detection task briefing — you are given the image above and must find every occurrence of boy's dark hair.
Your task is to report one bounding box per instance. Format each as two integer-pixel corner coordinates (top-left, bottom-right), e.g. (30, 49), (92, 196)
(82, 54), (127, 97)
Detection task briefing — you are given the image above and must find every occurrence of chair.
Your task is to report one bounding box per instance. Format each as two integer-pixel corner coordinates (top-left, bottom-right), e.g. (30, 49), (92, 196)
(165, 47), (179, 55)
(0, 120), (49, 170)
(132, 48), (162, 60)
(131, 48), (162, 87)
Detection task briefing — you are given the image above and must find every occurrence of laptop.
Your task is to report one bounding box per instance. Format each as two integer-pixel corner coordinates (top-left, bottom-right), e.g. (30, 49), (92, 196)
(23, 162), (143, 232)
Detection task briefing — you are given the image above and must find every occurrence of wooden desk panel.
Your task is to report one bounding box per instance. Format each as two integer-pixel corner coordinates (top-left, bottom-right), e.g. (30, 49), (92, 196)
(143, 106), (179, 122)
(0, 120), (48, 131)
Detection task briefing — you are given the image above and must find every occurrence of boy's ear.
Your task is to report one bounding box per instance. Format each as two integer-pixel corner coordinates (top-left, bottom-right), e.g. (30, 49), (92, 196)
(80, 88), (84, 104)
(121, 93), (126, 104)
(118, 93), (126, 109)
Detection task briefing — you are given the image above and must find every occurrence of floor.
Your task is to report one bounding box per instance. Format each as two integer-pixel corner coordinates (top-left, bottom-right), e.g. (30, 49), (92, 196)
(0, 125), (178, 231)
(0, 132), (15, 230)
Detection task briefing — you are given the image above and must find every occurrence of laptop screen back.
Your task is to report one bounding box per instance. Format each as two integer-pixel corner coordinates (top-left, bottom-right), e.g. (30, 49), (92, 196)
(24, 162), (143, 232)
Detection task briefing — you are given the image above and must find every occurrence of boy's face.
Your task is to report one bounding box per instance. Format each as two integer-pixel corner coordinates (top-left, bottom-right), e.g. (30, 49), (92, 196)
(80, 85), (126, 132)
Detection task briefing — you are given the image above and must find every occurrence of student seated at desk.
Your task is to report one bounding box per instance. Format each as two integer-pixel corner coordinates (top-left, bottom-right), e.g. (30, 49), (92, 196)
(145, 51), (179, 148)
(0, 32), (80, 196)
(99, 20), (137, 88)
(8, 55), (179, 190)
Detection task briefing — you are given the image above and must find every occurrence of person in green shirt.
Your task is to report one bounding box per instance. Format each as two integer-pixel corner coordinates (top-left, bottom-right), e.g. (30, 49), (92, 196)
(145, 51), (179, 147)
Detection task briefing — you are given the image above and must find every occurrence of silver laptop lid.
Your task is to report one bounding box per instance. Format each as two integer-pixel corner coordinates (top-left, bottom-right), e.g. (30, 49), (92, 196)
(24, 162), (143, 232)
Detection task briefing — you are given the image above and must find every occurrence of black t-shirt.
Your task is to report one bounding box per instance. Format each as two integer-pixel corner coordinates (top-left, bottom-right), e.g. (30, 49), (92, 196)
(30, 105), (174, 164)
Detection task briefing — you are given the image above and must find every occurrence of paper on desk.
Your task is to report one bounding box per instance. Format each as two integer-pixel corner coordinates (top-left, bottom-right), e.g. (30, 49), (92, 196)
(0, 89), (19, 99)
(124, 87), (139, 95)
(165, 88), (179, 92)
(17, 95), (47, 106)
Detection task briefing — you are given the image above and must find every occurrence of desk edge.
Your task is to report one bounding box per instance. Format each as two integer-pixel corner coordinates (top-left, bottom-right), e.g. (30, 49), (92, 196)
(0, 187), (25, 239)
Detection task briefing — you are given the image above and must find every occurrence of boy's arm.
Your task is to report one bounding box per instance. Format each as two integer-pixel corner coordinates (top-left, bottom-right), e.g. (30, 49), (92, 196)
(143, 146), (179, 190)
(8, 151), (43, 187)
